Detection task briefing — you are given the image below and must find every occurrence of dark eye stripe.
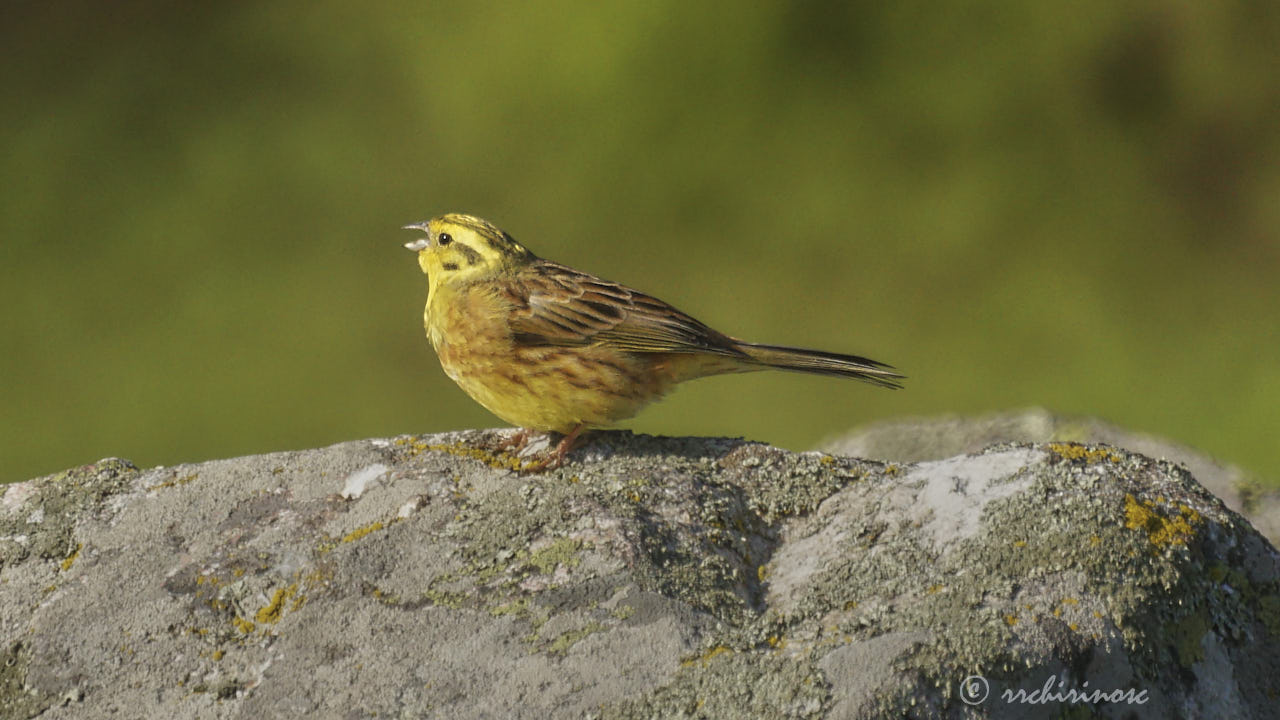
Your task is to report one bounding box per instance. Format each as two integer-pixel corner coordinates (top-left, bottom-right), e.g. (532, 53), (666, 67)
(441, 262), (459, 271)
(438, 215), (535, 260)
(457, 244), (483, 266)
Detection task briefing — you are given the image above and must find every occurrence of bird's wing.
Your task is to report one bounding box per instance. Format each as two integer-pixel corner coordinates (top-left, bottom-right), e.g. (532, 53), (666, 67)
(505, 261), (747, 357)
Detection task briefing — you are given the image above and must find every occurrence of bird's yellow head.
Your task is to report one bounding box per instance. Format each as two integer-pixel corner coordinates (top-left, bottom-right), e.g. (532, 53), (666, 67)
(403, 214), (536, 292)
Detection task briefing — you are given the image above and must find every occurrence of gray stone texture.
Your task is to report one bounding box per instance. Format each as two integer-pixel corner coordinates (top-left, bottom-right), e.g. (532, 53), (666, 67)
(821, 407), (1279, 546)
(1, 428), (1277, 719)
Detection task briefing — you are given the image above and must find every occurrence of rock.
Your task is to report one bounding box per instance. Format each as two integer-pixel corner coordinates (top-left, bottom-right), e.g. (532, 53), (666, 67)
(1, 430), (1277, 719)
(821, 408), (1280, 547)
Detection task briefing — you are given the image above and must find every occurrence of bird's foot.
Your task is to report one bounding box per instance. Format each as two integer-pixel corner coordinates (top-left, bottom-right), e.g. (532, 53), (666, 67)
(520, 425), (588, 473)
(495, 428), (534, 453)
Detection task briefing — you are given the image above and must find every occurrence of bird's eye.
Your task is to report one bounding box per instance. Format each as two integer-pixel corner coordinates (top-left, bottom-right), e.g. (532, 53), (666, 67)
(438, 233), (453, 246)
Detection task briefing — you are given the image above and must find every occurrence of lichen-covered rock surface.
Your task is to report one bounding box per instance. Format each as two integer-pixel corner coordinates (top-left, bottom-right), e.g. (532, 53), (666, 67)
(822, 407), (1280, 546)
(1, 430), (1277, 719)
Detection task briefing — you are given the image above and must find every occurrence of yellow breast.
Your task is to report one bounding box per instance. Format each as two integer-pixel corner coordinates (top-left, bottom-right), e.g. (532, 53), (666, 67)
(425, 281), (673, 433)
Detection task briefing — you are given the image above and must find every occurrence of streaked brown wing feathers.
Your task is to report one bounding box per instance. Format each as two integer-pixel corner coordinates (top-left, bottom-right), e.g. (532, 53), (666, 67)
(507, 261), (745, 357)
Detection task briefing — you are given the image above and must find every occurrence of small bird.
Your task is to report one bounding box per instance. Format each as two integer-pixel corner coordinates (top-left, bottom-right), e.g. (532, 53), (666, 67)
(405, 214), (903, 469)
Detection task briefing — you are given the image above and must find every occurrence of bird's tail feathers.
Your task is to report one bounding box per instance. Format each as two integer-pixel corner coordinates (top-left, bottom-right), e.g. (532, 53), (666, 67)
(737, 342), (905, 389)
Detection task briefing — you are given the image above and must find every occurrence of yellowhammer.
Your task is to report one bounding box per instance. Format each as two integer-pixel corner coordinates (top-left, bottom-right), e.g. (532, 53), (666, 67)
(405, 213), (903, 469)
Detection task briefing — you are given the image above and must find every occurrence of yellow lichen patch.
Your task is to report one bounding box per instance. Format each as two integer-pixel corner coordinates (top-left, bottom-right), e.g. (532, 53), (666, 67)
(490, 599), (531, 618)
(436, 442), (527, 471)
(1012, 540), (1027, 548)
(757, 565), (769, 582)
(1048, 443), (1120, 464)
(401, 437), (532, 472)
(232, 617), (255, 634)
(527, 538), (583, 574)
(1005, 614), (1019, 626)
(546, 622), (604, 656)
(394, 436), (431, 455)
(365, 584), (405, 607)
(211, 649), (224, 661)
(681, 645), (734, 667)
(342, 520), (392, 544)
(1124, 494), (1200, 548)
(60, 543), (82, 571)
(255, 584), (299, 624)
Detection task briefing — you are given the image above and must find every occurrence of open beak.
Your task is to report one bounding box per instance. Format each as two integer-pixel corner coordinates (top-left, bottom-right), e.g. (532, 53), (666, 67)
(403, 223), (430, 251)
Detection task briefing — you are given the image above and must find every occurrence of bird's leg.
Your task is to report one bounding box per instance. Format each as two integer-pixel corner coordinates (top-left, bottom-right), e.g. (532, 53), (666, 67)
(495, 427), (534, 453)
(550, 424), (588, 466)
(522, 424), (588, 472)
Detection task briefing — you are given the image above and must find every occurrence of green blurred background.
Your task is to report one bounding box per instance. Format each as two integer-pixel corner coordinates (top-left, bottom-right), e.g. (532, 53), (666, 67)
(3, 1), (1277, 486)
